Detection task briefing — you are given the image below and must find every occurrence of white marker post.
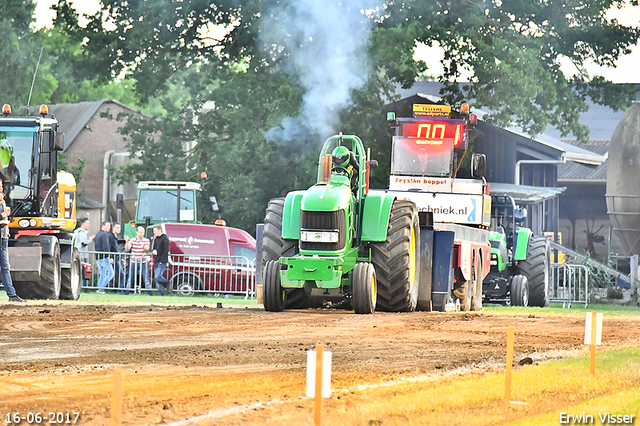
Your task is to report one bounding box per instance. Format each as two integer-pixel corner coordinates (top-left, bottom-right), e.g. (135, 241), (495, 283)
(584, 312), (603, 375)
(307, 345), (332, 426)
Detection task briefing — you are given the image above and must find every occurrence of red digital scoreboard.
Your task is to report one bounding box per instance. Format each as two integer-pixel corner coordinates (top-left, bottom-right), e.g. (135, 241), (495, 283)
(399, 119), (467, 149)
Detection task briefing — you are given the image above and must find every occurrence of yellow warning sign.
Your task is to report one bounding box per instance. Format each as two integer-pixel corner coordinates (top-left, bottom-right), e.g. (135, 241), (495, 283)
(413, 104), (451, 117)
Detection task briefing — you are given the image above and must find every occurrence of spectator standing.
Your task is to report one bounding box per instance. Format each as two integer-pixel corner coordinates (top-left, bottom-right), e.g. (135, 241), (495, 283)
(0, 180), (24, 302)
(125, 226), (151, 295)
(94, 221), (114, 294)
(109, 223), (126, 290)
(151, 225), (170, 296)
(74, 218), (94, 291)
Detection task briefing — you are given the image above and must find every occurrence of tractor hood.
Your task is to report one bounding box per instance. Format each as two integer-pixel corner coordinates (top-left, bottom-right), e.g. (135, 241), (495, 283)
(301, 183), (352, 212)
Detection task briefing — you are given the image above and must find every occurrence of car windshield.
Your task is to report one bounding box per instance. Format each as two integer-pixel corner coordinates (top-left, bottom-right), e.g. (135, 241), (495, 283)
(233, 246), (256, 266)
(0, 126), (35, 200)
(136, 189), (196, 222)
(391, 136), (453, 177)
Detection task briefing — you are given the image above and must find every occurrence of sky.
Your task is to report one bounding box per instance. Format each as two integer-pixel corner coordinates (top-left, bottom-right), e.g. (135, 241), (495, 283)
(35, 0), (640, 84)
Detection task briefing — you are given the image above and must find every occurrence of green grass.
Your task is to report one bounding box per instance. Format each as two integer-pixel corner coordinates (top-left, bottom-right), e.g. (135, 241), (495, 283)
(326, 345), (640, 426)
(505, 347), (640, 426)
(483, 302), (640, 317)
(72, 290), (260, 307)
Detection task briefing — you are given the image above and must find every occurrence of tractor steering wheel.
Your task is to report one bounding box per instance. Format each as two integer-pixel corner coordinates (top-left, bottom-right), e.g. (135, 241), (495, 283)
(332, 166), (349, 175)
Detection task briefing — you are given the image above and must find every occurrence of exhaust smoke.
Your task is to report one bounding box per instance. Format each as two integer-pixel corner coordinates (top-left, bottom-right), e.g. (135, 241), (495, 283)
(260, 0), (382, 145)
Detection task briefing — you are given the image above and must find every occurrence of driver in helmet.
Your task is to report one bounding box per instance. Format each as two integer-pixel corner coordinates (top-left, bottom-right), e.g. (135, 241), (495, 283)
(332, 145), (359, 174)
(332, 145), (360, 192)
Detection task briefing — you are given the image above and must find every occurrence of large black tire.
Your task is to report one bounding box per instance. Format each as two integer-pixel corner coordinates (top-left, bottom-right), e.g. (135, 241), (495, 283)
(263, 260), (285, 312)
(352, 263), (376, 314)
(15, 246), (61, 300)
(510, 274), (529, 306)
(60, 250), (82, 300)
(371, 200), (420, 312)
(516, 236), (550, 307)
(262, 197), (311, 309)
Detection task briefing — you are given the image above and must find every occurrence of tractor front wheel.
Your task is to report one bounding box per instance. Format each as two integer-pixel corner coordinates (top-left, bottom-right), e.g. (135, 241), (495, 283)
(517, 236), (550, 307)
(352, 263), (376, 314)
(263, 260), (285, 312)
(510, 274), (529, 306)
(262, 197), (311, 309)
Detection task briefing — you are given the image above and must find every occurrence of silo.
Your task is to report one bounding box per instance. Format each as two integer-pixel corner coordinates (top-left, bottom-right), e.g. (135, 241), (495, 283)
(606, 102), (640, 256)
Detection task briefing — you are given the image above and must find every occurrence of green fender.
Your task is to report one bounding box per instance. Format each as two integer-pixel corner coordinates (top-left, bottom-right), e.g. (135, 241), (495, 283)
(513, 227), (532, 261)
(361, 192), (395, 242)
(488, 230), (508, 271)
(281, 191), (305, 240)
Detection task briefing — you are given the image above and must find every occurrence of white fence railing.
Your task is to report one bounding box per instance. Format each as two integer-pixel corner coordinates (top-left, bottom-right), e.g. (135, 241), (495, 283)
(549, 263), (589, 308)
(81, 251), (256, 298)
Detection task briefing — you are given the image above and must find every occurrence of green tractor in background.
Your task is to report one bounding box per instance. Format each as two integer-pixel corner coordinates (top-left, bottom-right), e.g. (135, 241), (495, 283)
(261, 133), (420, 314)
(482, 194), (550, 307)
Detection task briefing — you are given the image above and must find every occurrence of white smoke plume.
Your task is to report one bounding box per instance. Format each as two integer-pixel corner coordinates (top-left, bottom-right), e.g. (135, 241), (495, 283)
(260, 0), (382, 145)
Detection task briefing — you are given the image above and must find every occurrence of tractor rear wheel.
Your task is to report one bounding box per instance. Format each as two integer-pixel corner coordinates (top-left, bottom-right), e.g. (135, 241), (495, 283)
(352, 263), (376, 314)
(371, 200), (420, 312)
(263, 260), (285, 312)
(262, 198), (311, 309)
(60, 250), (82, 300)
(510, 274), (529, 306)
(516, 236), (550, 307)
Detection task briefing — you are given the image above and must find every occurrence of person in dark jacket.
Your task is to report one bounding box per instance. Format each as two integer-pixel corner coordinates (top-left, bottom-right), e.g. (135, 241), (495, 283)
(109, 223), (126, 290)
(95, 221), (114, 294)
(151, 225), (170, 295)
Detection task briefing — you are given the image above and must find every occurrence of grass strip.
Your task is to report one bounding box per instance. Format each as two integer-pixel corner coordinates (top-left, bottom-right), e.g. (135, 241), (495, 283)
(508, 384), (640, 426)
(319, 346), (640, 426)
(46, 291), (259, 307)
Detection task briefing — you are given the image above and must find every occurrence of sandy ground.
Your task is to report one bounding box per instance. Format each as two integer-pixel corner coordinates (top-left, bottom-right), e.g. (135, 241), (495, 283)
(0, 302), (638, 425)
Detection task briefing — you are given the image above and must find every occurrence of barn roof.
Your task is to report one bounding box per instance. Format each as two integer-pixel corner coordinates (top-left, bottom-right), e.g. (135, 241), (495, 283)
(48, 99), (139, 152)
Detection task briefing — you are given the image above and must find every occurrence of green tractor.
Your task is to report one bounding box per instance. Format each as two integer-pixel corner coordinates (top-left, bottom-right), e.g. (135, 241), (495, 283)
(482, 194), (550, 307)
(261, 133), (420, 314)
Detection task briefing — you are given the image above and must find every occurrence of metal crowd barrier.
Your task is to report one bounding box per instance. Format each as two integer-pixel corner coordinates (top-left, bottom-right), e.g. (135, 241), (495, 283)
(81, 251), (256, 298)
(549, 263), (589, 308)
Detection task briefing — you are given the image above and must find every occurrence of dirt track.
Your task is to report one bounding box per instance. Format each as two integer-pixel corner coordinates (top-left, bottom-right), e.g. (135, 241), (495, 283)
(0, 302), (638, 425)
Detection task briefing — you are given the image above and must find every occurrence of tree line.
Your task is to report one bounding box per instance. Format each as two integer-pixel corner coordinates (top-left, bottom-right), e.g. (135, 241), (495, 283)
(2, 0), (638, 233)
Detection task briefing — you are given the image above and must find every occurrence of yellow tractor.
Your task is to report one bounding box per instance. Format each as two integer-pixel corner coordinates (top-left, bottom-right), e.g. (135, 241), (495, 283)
(0, 104), (82, 300)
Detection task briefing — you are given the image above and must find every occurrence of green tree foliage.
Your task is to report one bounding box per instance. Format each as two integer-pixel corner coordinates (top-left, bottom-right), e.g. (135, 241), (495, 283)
(0, 0), (141, 108)
(0, 0), (49, 107)
(54, 0), (640, 232)
(380, 0), (640, 140)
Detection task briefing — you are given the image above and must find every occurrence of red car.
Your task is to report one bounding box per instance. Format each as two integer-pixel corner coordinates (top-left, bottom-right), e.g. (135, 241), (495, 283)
(160, 223), (256, 296)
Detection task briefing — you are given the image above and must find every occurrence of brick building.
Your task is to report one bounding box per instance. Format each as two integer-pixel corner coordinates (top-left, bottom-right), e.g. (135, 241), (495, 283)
(49, 99), (141, 234)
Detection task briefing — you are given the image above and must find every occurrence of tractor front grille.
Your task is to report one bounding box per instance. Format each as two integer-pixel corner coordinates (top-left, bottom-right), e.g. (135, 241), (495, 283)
(300, 210), (347, 251)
